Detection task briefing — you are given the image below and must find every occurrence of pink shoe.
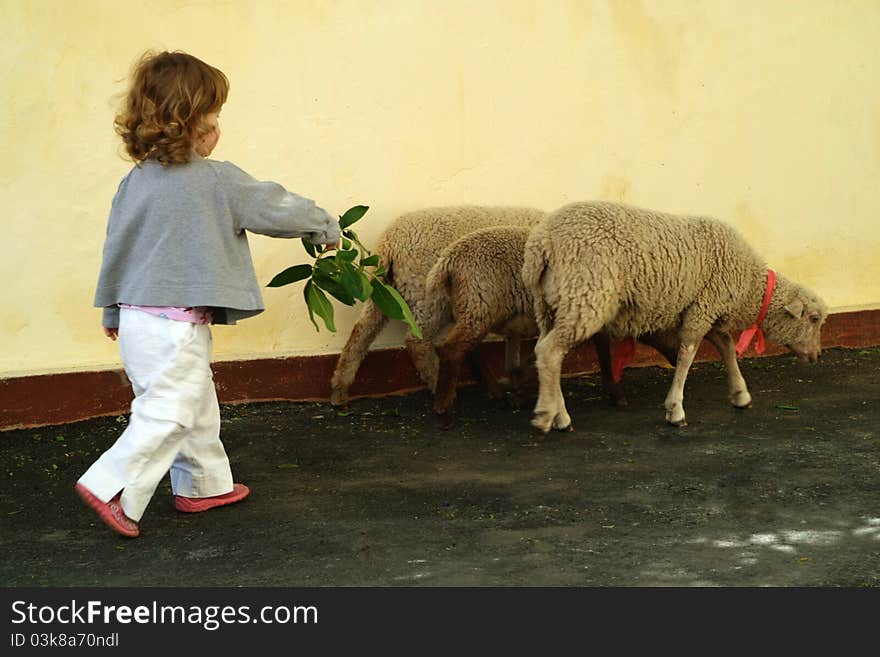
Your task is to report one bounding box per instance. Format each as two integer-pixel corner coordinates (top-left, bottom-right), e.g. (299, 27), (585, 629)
(75, 483), (140, 538)
(174, 483), (250, 513)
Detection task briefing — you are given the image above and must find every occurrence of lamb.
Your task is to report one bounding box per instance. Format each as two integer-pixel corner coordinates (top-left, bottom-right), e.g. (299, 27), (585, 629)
(425, 225), (683, 426)
(424, 226), (538, 425)
(522, 200), (828, 434)
(329, 206), (546, 407)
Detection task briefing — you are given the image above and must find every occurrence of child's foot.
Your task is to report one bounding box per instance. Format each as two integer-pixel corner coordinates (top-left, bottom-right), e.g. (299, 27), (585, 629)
(174, 483), (250, 513)
(75, 483), (140, 538)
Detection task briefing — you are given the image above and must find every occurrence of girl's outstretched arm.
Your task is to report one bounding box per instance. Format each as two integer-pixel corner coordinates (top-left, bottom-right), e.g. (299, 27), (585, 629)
(214, 161), (341, 245)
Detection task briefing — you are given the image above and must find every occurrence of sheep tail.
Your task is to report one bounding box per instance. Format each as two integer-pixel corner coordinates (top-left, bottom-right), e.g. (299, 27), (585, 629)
(521, 227), (553, 334)
(520, 231), (547, 293)
(425, 256), (453, 303)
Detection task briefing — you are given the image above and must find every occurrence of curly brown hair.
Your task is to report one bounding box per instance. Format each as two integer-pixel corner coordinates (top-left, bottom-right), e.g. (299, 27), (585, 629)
(115, 51), (229, 165)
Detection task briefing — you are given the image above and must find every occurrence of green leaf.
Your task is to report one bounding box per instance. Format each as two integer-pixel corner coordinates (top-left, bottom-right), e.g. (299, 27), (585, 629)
(343, 229), (368, 253)
(301, 238), (317, 258)
(303, 280), (319, 331)
(267, 264), (312, 288)
(360, 254), (380, 267)
(341, 262), (372, 301)
(313, 269), (355, 305)
(385, 283), (422, 339)
(339, 205), (369, 229)
(341, 237), (352, 250)
(335, 248), (358, 262)
(314, 256), (339, 275)
(370, 278), (403, 320)
(369, 279), (422, 339)
(304, 280), (336, 332)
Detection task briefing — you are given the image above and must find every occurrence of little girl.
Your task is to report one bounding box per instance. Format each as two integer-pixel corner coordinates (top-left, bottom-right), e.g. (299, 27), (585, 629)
(76, 51), (340, 538)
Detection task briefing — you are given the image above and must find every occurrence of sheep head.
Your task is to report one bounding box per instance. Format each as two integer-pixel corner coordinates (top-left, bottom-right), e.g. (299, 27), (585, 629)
(763, 276), (828, 363)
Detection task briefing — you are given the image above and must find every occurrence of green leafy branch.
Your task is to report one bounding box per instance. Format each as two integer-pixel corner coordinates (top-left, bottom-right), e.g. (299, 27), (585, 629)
(267, 205), (422, 339)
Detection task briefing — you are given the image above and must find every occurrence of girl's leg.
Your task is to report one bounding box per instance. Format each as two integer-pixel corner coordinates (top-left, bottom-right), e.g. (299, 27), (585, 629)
(170, 327), (235, 498)
(78, 310), (213, 521)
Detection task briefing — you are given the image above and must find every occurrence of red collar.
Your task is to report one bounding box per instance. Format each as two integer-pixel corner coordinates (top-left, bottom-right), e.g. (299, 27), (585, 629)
(612, 337), (636, 384)
(612, 268), (777, 380)
(736, 269), (776, 357)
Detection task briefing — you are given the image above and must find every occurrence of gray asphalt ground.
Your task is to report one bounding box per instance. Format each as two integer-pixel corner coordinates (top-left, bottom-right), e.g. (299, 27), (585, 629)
(1, 347), (878, 587)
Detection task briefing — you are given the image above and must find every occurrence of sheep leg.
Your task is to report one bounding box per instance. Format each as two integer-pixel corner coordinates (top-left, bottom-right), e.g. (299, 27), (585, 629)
(433, 326), (484, 427)
(591, 331), (627, 406)
(506, 334), (534, 393)
(330, 299), (389, 407)
(470, 345), (505, 400)
(663, 341), (699, 426)
(706, 329), (752, 409)
(408, 294), (454, 393)
(532, 328), (573, 434)
(513, 352), (538, 392)
(505, 334), (521, 378)
(405, 335), (439, 392)
(504, 335), (538, 411)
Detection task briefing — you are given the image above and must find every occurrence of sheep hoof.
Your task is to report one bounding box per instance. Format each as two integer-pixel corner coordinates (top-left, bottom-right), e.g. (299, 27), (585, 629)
(551, 410), (573, 432)
(436, 411), (455, 430)
(731, 391), (752, 409)
(530, 414), (554, 434)
(665, 407), (687, 427)
(329, 389), (348, 407)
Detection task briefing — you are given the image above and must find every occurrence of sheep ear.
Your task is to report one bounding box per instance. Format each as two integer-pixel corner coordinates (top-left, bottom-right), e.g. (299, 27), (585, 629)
(784, 300), (804, 318)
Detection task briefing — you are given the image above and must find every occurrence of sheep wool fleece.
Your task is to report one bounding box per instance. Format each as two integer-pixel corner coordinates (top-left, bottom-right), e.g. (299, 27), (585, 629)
(77, 309), (232, 522)
(524, 201), (774, 342)
(330, 206), (545, 405)
(522, 200), (828, 433)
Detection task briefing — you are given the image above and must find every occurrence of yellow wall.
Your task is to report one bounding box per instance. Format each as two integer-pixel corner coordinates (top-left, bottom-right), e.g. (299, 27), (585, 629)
(2, 0), (879, 377)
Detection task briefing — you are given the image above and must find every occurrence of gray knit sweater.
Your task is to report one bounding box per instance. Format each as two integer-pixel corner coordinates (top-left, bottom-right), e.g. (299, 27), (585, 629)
(94, 154), (340, 327)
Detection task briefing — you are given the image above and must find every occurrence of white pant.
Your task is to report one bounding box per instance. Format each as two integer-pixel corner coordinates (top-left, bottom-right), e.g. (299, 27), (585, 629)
(78, 309), (233, 521)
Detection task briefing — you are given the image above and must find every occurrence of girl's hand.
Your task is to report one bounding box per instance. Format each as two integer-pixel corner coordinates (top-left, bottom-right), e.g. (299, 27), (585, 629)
(104, 327), (118, 341)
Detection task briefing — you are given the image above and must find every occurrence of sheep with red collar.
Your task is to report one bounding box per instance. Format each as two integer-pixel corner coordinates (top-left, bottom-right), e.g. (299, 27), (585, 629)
(522, 200), (828, 434)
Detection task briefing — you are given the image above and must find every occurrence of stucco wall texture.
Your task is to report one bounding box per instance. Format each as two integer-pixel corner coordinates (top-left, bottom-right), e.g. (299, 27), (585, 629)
(2, 0), (878, 378)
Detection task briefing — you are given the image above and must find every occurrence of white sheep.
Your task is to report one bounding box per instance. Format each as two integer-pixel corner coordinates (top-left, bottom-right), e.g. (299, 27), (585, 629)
(425, 224), (684, 426)
(522, 201), (828, 434)
(329, 206), (546, 407)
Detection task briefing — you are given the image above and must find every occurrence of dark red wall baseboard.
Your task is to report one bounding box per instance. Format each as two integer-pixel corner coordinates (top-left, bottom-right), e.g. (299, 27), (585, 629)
(2, 309), (878, 431)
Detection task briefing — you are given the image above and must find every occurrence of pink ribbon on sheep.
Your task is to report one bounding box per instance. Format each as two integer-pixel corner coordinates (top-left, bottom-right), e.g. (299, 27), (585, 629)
(735, 268), (777, 357)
